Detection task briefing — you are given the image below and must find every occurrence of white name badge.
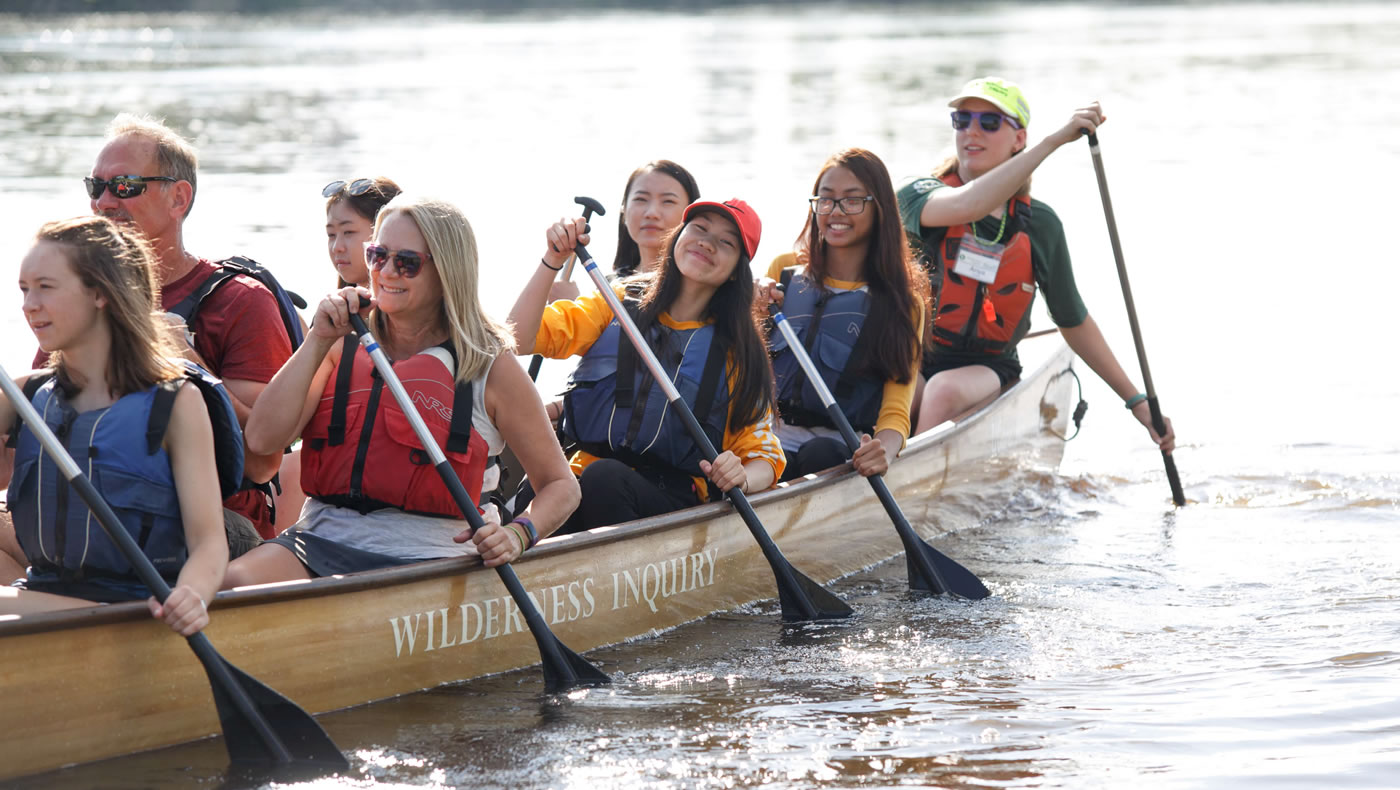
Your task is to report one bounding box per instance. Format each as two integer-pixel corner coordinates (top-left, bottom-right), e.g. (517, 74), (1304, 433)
(954, 236), (1005, 284)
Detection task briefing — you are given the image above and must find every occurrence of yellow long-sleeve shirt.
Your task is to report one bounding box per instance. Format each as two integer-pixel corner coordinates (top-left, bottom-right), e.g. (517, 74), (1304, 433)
(765, 252), (924, 447)
(534, 286), (785, 500)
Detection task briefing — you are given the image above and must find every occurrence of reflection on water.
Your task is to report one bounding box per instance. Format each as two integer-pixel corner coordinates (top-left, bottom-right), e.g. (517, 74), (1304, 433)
(0, 2), (1398, 788)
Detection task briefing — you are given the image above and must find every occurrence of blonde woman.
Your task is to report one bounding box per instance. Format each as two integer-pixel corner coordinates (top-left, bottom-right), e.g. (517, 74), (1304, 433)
(2, 216), (228, 635)
(223, 196), (579, 586)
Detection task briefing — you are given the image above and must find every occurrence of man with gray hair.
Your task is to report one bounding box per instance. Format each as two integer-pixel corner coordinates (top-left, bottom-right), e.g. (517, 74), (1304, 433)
(0, 114), (293, 581)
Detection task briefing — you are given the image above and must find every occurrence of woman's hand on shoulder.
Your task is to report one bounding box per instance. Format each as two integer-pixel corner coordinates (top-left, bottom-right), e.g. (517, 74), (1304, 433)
(147, 585), (209, 637)
(1046, 102), (1106, 147)
(700, 451), (747, 495)
(543, 217), (590, 271)
(755, 276), (783, 309)
(453, 503), (522, 567)
(309, 286), (374, 343)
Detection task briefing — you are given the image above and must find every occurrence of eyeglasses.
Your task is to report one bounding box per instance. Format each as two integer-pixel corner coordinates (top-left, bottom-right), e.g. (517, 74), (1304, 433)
(84, 175), (178, 200)
(951, 110), (1021, 132)
(364, 242), (431, 278)
(322, 178), (377, 198)
(809, 195), (875, 216)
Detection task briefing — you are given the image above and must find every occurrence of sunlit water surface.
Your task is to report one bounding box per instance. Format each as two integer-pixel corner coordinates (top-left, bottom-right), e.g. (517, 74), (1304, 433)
(0, 3), (1396, 788)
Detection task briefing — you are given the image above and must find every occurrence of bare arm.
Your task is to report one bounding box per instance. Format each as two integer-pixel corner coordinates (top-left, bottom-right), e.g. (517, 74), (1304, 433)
(920, 103), (1106, 228)
(218, 377), (282, 483)
(149, 384), (227, 636)
(1060, 315), (1175, 453)
(507, 218), (589, 355)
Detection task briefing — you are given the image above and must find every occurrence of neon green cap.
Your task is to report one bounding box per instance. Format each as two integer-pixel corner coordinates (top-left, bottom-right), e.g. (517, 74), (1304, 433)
(948, 77), (1031, 128)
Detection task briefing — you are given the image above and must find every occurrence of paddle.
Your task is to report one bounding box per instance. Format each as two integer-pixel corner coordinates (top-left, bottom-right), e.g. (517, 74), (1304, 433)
(1085, 133), (1185, 506)
(347, 315), (610, 692)
(0, 364), (347, 771)
(767, 305), (990, 599)
(528, 196), (608, 382)
(568, 237), (853, 622)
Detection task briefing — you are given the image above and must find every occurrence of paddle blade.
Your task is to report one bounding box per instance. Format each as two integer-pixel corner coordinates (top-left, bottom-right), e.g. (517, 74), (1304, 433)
(905, 542), (991, 600)
(541, 640), (613, 694)
(209, 656), (348, 770)
(777, 563), (854, 622)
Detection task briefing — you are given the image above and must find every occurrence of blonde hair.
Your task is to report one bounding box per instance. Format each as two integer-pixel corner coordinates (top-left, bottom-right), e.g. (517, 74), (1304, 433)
(106, 113), (199, 216)
(373, 196), (513, 384)
(36, 216), (183, 396)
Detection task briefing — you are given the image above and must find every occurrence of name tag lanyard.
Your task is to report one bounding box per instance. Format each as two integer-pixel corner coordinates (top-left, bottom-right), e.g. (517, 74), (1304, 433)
(954, 206), (1009, 323)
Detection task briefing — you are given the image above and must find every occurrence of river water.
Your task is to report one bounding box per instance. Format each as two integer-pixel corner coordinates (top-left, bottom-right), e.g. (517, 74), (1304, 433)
(0, 2), (1397, 788)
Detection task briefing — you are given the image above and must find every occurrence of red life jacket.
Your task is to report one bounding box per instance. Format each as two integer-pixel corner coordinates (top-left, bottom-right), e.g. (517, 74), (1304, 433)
(300, 338), (487, 518)
(928, 173), (1036, 354)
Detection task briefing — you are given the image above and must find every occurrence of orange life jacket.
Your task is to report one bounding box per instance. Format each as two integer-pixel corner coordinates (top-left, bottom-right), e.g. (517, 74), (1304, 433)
(927, 173), (1036, 354)
(300, 339), (487, 518)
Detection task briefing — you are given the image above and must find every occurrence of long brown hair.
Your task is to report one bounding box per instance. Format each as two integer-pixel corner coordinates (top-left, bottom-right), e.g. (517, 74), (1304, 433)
(633, 213), (772, 433)
(796, 148), (928, 384)
(612, 160), (701, 277)
(36, 216), (182, 397)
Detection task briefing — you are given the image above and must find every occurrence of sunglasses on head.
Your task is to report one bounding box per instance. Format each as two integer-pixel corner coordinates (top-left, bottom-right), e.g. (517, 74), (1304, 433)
(950, 110), (1021, 132)
(363, 242), (431, 278)
(323, 178), (377, 198)
(84, 175), (178, 200)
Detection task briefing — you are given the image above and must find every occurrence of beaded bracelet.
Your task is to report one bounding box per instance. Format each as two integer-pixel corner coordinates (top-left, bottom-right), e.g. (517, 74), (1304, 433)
(1124, 393), (1147, 410)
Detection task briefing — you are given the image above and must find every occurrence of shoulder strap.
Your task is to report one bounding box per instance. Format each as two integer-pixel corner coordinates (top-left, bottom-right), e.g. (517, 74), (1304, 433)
(613, 298), (645, 409)
(779, 267), (795, 292)
(327, 335), (357, 446)
(5, 372), (56, 448)
(691, 331), (728, 428)
(439, 341), (476, 455)
(166, 268), (238, 326)
(146, 379), (182, 455)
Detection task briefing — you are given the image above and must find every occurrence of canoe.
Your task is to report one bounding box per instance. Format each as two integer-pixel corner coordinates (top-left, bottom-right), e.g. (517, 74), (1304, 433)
(0, 332), (1075, 780)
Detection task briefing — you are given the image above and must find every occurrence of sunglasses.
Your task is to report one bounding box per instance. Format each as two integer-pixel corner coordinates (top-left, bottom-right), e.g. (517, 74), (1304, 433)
(809, 195), (875, 216)
(364, 242), (431, 278)
(322, 178), (377, 198)
(950, 110), (1021, 132)
(84, 175), (178, 200)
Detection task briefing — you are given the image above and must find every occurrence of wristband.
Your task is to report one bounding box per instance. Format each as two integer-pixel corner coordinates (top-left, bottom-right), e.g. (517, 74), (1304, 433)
(503, 523), (527, 554)
(540, 257), (562, 272)
(512, 516), (539, 550)
(1124, 393), (1147, 410)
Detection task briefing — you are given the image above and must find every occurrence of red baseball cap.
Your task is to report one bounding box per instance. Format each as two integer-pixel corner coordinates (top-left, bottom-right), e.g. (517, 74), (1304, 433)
(682, 198), (761, 259)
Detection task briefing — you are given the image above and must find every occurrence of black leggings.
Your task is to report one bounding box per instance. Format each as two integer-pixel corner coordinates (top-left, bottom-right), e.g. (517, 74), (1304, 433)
(779, 436), (851, 481)
(514, 458), (698, 535)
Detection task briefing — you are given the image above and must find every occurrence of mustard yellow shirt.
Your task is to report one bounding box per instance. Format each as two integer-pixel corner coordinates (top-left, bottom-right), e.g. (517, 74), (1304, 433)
(765, 252), (924, 446)
(534, 286), (785, 499)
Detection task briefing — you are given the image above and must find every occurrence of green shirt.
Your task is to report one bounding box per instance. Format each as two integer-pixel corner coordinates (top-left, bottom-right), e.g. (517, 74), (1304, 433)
(897, 176), (1088, 365)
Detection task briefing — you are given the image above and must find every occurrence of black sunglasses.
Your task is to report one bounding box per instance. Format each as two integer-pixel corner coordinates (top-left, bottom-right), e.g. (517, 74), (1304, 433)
(950, 110), (1021, 133)
(84, 175), (177, 200)
(363, 243), (431, 278)
(323, 178), (377, 198)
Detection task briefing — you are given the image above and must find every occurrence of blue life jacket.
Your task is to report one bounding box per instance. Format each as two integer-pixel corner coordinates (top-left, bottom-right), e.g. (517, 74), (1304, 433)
(8, 362), (243, 586)
(561, 299), (729, 479)
(770, 268), (882, 435)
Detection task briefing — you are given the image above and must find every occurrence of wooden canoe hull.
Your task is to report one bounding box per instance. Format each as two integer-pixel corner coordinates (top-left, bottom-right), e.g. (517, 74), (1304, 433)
(0, 337), (1074, 780)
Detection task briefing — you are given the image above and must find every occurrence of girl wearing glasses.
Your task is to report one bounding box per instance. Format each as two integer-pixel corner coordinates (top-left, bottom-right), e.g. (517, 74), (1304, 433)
(510, 199), (784, 533)
(900, 77), (1173, 453)
(757, 148), (928, 480)
(222, 196), (580, 587)
(2, 217), (230, 636)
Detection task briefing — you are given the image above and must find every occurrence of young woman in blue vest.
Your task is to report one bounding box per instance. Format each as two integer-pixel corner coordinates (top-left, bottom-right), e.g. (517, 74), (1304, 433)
(898, 77), (1174, 453)
(1, 216), (229, 636)
(510, 199), (784, 533)
(222, 196), (580, 587)
(757, 148), (928, 480)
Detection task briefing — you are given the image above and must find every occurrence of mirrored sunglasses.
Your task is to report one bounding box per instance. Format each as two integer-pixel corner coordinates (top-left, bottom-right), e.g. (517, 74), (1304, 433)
(84, 175), (178, 200)
(363, 242), (431, 278)
(950, 110), (1021, 132)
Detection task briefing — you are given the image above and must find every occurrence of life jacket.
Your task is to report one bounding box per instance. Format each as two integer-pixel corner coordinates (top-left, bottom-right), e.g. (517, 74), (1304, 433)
(561, 299), (729, 481)
(920, 173), (1037, 355)
(8, 362), (243, 585)
(769, 268), (882, 436)
(300, 338), (488, 518)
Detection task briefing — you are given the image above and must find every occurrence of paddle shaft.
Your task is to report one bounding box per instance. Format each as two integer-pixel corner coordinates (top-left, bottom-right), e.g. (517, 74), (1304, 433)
(768, 311), (955, 594)
(529, 197), (607, 382)
(348, 316), (606, 689)
(0, 364), (296, 764)
(572, 246), (847, 621)
(1086, 133), (1185, 506)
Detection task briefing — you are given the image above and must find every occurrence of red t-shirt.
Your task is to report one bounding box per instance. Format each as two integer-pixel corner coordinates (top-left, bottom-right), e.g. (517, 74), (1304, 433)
(34, 258), (294, 537)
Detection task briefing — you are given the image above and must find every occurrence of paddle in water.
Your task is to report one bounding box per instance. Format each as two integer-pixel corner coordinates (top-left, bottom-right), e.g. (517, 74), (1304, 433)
(1085, 132), (1185, 506)
(0, 364), (348, 772)
(565, 233), (853, 622)
(528, 196), (607, 382)
(767, 305), (991, 599)
(347, 315), (611, 692)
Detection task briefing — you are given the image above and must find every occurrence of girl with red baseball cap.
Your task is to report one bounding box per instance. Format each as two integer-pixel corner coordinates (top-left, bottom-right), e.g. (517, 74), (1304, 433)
(510, 199), (784, 533)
